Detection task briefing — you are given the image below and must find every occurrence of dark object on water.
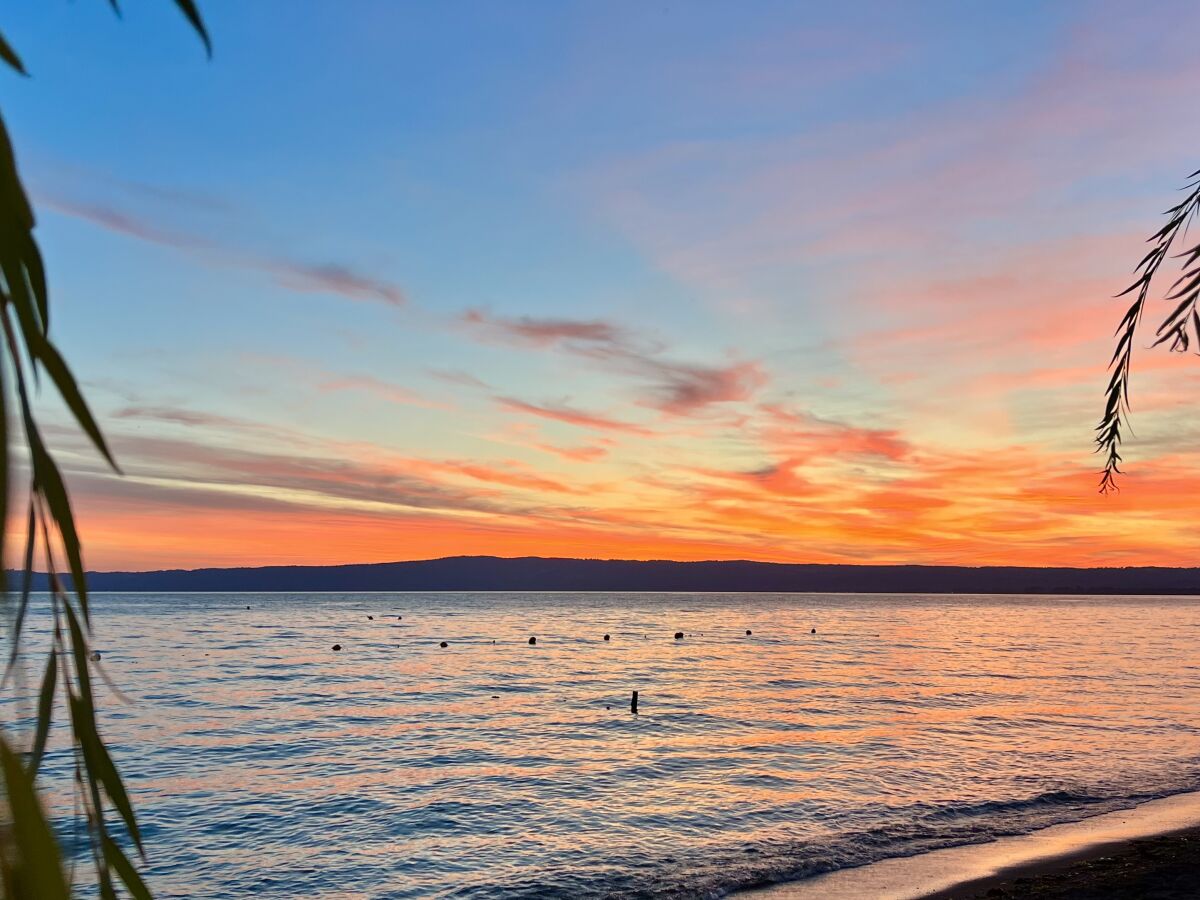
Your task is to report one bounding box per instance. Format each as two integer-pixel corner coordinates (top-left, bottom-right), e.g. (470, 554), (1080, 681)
(332, 644), (342, 651)
(631, 690), (639, 713)
(491, 695), (499, 699)
(89, 650), (101, 662)
(746, 629), (752, 636)
(811, 628), (816, 634)
(606, 705), (610, 710)
(368, 615), (374, 620)
(528, 636), (537, 645)
(440, 641), (448, 648)
(603, 633), (610, 641)
(246, 605), (250, 610)
(674, 631), (684, 640)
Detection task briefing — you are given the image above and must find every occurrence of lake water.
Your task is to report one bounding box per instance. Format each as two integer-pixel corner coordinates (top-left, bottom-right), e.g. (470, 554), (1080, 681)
(17, 592), (1200, 897)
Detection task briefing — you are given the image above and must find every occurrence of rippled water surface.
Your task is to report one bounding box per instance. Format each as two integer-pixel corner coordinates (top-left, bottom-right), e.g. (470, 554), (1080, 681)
(20, 592), (1200, 897)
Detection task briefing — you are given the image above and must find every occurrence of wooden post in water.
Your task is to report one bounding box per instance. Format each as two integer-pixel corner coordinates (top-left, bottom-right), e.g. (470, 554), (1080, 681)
(631, 690), (639, 714)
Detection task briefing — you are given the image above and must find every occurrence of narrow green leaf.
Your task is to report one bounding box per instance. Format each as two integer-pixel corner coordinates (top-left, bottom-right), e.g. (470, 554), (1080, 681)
(28, 648), (57, 777)
(0, 736), (70, 900)
(0, 112), (35, 232)
(36, 337), (119, 471)
(172, 0), (213, 56)
(64, 606), (144, 854)
(20, 232), (47, 330)
(68, 693), (144, 858)
(0, 30), (27, 75)
(5, 503), (36, 675)
(0, 351), (7, 600)
(62, 602), (94, 711)
(30, 439), (89, 618)
(103, 835), (152, 900)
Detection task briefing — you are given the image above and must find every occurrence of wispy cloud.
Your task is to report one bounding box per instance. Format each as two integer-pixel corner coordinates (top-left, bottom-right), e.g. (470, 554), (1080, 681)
(494, 396), (654, 436)
(317, 374), (445, 409)
(464, 309), (767, 415)
(43, 196), (406, 307)
(427, 368), (490, 390)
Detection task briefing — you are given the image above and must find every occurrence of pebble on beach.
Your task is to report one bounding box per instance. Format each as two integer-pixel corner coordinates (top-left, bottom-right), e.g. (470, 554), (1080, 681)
(332, 644), (342, 651)
(674, 631), (684, 640)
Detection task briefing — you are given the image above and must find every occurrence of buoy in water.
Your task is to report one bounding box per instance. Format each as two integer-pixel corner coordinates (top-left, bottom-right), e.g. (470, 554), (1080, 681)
(368, 615), (374, 620)
(332, 644), (342, 651)
(89, 651), (101, 662)
(746, 629), (752, 636)
(603, 633), (610, 641)
(674, 631), (684, 640)
(440, 641), (448, 648)
(811, 628), (816, 634)
(528, 636), (537, 645)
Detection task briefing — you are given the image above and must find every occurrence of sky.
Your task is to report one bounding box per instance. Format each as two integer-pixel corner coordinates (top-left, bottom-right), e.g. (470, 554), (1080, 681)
(5, 0), (1200, 570)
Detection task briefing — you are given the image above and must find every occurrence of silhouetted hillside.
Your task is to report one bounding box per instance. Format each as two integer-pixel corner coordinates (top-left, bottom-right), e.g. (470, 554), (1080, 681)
(18, 555), (1200, 594)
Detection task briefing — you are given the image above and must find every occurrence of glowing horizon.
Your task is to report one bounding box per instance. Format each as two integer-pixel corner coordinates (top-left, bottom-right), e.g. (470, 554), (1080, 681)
(9, 2), (1200, 571)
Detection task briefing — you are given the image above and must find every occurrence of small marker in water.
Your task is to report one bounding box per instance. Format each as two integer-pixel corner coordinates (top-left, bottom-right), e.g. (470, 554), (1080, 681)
(332, 644), (342, 651)
(368, 615), (374, 620)
(603, 633), (610, 641)
(746, 629), (752, 636)
(89, 651), (101, 662)
(631, 690), (639, 713)
(440, 641), (448, 648)
(528, 636), (537, 645)
(674, 631), (684, 640)
(811, 628), (816, 634)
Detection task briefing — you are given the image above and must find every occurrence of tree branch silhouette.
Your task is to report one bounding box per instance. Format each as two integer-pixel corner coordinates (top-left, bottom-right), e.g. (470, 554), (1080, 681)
(1098, 170), (1200, 492)
(0, 4), (210, 897)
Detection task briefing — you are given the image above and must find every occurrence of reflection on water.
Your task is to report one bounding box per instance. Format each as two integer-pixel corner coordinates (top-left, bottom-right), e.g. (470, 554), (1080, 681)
(14, 592), (1200, 897)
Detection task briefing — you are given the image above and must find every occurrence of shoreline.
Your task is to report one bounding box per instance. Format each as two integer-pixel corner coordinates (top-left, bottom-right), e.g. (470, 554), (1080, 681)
(736, 790), (1200, 899)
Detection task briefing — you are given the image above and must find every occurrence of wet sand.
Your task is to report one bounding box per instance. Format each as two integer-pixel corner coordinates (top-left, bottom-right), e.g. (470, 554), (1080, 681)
(738, 791), (1200, 900)
(927, 826), (1200, 898)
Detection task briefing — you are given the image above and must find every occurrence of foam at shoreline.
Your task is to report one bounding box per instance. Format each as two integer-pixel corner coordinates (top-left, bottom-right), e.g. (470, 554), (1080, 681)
(735, 790), (1200, 899)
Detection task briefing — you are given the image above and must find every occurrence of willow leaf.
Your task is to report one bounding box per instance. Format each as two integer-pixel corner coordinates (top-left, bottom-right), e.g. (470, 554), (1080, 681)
(0, 737), (70, 900)
(0, 31), (26, 76)
(172, 0), (212, 56)
(28, 648), (57, 777)
(103, 834), (152, 900)
(36, 337), (119, 471)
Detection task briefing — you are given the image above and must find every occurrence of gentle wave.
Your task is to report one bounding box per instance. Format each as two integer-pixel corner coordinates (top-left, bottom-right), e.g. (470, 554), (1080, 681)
(10, 592), (1200, 897)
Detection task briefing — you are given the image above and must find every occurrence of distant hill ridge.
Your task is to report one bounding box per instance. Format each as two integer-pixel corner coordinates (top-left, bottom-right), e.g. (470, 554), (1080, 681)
(17, 555), (1200, 594)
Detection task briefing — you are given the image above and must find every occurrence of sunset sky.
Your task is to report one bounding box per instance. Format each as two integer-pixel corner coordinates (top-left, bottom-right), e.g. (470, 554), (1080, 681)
(6, 1), (1200, 570)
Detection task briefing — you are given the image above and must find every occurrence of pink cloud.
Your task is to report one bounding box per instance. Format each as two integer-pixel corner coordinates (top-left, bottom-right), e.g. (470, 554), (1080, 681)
(495, 396), (654, 436)
(318, 374), (445, 409)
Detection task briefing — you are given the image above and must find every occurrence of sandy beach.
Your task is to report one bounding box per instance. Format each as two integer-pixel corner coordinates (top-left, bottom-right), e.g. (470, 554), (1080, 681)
(930, 827), (1200, 898)
(738, 791), (1200, 899)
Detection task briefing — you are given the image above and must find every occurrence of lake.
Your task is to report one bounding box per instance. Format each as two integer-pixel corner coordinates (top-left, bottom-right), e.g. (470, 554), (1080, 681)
(19, 592), (1200, 897)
